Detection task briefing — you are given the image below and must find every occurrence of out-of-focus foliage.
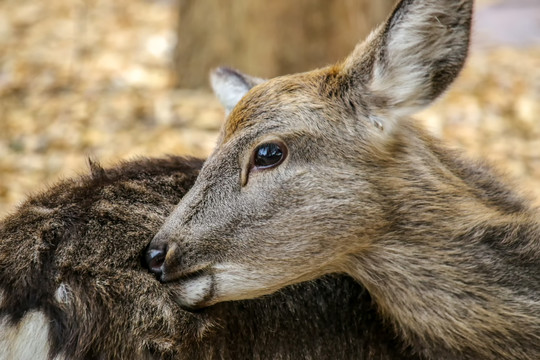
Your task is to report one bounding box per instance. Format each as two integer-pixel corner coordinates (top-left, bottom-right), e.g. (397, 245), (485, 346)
(0, 0), (539, 216)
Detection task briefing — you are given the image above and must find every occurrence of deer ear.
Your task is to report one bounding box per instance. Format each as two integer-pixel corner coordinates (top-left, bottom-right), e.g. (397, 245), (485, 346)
(210, 67), (265, 114)
(341, 0), (473, 128)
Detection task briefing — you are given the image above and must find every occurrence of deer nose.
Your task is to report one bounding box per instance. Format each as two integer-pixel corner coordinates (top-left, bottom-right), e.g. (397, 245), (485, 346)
(145, 244), (167, 276)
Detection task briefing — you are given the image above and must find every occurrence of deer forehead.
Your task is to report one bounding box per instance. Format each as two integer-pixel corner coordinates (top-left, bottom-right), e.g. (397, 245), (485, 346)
(222, 71), (344, 144)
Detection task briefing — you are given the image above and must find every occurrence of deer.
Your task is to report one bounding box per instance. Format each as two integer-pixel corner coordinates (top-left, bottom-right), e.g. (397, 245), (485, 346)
(0, 156), (421, 360)
(146, 0), (540, 359)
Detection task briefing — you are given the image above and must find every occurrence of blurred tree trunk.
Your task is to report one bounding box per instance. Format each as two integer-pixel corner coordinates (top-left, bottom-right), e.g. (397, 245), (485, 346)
(173, 0), (396, 89)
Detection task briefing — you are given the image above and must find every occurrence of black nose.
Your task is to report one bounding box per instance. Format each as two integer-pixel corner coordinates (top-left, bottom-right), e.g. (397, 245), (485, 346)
(145, 245), (167, 276)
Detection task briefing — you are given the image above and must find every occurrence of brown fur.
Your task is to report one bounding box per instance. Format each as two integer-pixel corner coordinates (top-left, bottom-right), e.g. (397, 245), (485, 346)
(149, 0), (540, 359)
(0, 156), (419, 359)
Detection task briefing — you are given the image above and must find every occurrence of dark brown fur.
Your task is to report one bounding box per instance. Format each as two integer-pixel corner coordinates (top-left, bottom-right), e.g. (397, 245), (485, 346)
(0, 156), (418, 360)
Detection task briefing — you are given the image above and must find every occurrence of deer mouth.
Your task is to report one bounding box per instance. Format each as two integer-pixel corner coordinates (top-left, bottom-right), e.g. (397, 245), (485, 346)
(161, 263), (212, 283)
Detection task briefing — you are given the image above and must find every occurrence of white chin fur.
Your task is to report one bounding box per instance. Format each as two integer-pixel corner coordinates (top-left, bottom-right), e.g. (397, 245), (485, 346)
(175, 274), (214, 309)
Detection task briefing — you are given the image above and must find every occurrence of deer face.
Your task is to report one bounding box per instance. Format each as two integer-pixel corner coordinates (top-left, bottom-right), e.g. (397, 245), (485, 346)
(147, 0), (473, 309)
(149, 72), (383, 308)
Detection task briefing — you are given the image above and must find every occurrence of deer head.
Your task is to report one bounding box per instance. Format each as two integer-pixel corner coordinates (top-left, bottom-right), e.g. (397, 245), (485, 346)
(147, 0), (473, 310)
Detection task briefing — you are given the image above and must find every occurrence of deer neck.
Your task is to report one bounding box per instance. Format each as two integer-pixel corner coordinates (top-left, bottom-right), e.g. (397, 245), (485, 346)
(347, 124), (540, 359)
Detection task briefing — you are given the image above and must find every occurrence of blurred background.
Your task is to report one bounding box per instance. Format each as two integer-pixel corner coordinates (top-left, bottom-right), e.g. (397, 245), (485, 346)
(0, 0), (539, 216)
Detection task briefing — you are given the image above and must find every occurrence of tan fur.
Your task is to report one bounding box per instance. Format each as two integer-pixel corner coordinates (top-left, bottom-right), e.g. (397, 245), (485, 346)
(149, 1), (540, 359)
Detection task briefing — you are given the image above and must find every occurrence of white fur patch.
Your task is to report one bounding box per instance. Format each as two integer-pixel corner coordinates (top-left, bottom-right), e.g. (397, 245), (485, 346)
(176, 275), (213, 308)
(28, 205), (55, 216)
(54, 283), (71, 304)
(0, 311), (51, 360)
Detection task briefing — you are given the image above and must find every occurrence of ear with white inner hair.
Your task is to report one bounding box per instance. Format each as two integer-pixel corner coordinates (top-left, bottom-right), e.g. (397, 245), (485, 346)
(210, 67), (266, 114)
(339, 0), (473, 131)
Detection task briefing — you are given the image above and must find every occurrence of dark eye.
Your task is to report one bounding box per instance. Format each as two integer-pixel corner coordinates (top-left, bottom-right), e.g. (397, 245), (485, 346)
(252, 142), (287, 170)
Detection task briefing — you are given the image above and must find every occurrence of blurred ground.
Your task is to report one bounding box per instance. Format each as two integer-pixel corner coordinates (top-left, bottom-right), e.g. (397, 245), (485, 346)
(0, 0), (539, 216)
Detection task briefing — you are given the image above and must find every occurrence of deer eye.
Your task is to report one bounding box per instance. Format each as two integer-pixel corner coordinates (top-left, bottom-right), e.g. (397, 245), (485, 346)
(252, 142), (287, 170)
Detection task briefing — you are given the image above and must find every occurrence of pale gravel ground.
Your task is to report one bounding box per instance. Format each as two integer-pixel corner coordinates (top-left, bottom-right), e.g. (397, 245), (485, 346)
(0, 0), (539, 216)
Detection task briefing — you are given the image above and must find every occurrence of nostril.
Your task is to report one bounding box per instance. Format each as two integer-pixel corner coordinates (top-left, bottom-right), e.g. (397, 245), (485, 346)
(145, 246), (167, 275)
